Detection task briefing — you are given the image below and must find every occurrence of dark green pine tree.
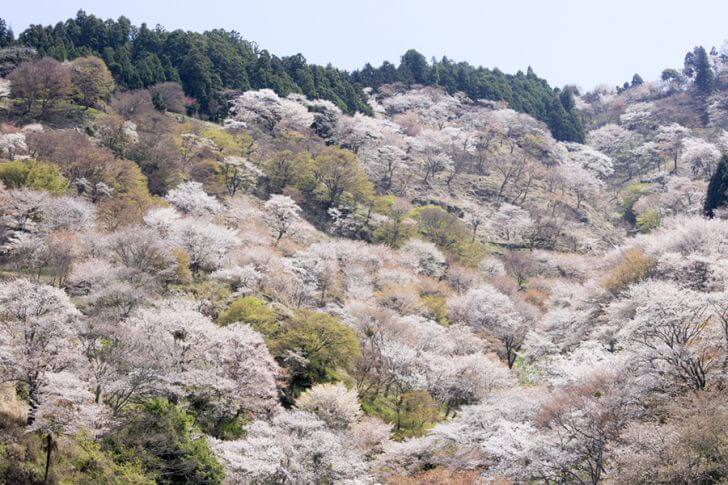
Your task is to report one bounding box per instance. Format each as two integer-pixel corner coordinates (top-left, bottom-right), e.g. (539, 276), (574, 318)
(631, 73), (644, 87)
(694, 46), (714, 94)
(398, 49), (431, 85)
(704, 156), (728, 217)
(0, 18), (13, 47)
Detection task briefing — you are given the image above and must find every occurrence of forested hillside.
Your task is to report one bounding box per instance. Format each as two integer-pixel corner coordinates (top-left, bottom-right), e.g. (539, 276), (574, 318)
(0, 11), (582, 140)
(0, 10), (727, 485)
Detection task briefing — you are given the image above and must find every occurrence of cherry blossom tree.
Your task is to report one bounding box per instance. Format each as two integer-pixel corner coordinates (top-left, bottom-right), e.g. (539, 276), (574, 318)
(487, 204), (533, 243)
(0, 279), (82, 424)
(143, 206), (181, 237)
(401, 239), (446, 278)
(165, 181), (222, 215)
(296, 382), (362, 429)
(28, 371), (107, 483)
(263, 194), (301, 245)
(559, 161), (603, 209)
(619, 102), (654, 129)
(449, 285), (525, 368)
(587, 124), (642, 180)
(210, 410), (370, 483)
(426, 352), (510, 415)
(0, 132), (28, 159)
(170, 218), (240, 271)
(655, 123), (690, 172)
(563, 142), (615, 178)
(226, 89), (314, 133)
(680, 137), (721, 178)
(358, 142), (408, 190)
(617, 280), (724, 390)
(107, 301), (280, 416)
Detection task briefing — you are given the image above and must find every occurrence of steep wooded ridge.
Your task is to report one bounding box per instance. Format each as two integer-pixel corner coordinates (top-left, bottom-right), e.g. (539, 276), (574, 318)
(0, 11), (728, 484)
(0, 11), (583, 140)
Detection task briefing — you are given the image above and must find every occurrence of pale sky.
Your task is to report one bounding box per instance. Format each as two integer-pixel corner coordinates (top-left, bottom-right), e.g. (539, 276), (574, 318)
(3, 0), (728, 91)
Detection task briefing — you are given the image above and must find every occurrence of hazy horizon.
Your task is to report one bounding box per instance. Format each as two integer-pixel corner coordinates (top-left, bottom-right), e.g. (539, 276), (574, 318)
(4, 0), (728, 91)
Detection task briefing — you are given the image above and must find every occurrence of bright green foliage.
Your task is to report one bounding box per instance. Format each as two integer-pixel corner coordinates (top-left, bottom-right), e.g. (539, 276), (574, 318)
(103, 399), (224, 485)
(67, 434), (156, 484)
(0, 428), (154, 484)
(263, 150), (311, 194)
(620, 182), (653, 226)
(177, 280), (231, 319)
(200, 127), (253, 157)
(408, 205), (487, 265)
(636, 209), (661, 233)
(372, 198), (415, 248)
(410, 206), (468, 251)
(218, 296), (278, 336)
(422, 295), (449, 326)
(362, 390), (441, 439)
(270, 311), (361, 400)
(309, 146), (373, 208)
(0, 160), (68, 194)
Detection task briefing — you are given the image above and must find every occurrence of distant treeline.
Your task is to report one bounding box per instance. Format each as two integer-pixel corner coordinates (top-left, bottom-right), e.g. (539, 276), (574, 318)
(0, 11), (583, 141)
(352, 50), (584, 142)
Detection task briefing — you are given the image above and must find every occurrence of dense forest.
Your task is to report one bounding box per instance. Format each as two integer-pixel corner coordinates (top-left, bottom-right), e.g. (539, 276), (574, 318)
(0, 11), (583, 141)
(352, 50), (585, 142)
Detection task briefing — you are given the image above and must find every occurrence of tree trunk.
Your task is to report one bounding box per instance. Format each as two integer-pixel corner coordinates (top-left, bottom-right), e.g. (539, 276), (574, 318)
(27, 381), (39, 426)
(44, 433), (53, 484)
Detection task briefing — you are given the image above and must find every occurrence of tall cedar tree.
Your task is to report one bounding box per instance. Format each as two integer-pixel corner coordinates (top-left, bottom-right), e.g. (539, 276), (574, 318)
(704, 156), (728, 217)
(694, 46), (714, 94)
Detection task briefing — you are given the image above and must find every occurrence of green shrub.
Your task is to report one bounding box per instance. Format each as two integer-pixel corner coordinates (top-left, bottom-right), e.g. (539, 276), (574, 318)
(636, 209), (661, 233)
(218, 296), (278, 336)
(187, 397), (249, 441)
(620, 182), (652, 225)
(270, 310), (360, 401)
(0, 160), (68, 194)
(102, 399), (224, 485)
(362, 390), (441, 439)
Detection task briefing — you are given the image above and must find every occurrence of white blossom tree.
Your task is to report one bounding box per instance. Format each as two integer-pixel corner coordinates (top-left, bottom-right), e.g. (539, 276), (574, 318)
(680, 137), (721, 179)
(263, 194), (301, 245)
(28, 371), (107, 483)
(617, 280), (724, 390)
(226, 89), (314, 133)
(296, 382), (362, 430)
(401, 239), (446, 278)
(170, 218), (240, 271)
(165, 181), (222, 215)
(0, 279), (82, 424)
(563, 142), (615, 178)
(449, 285), (525, 368)
(210, 410), (371, 483)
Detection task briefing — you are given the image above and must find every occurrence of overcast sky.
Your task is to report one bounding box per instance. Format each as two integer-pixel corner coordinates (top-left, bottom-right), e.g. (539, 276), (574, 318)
(4, 0), (728, 90)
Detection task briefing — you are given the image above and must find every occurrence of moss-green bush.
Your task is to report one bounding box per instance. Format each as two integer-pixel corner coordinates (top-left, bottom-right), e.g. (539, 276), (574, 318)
(0, 159), (68, 194)
(270, 310), (360, 401)
(218, 296), (278, 336)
